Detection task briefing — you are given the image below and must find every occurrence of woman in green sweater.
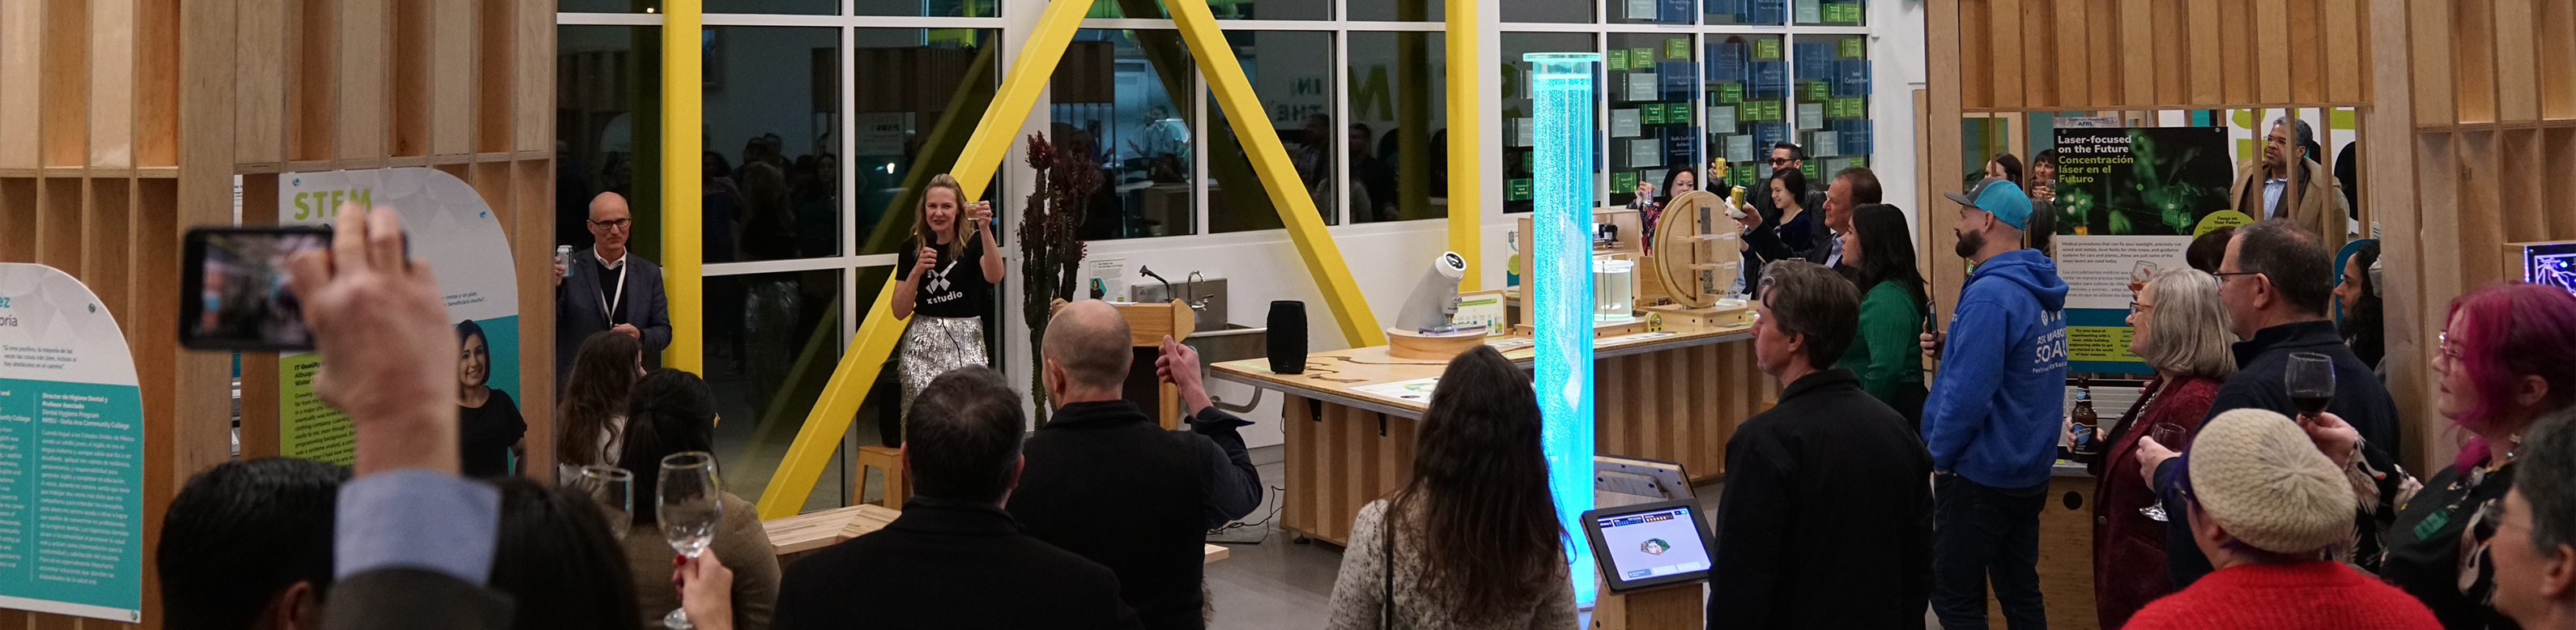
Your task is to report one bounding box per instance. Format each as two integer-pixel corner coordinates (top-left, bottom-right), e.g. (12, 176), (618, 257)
(1835, 203), (1932, 429)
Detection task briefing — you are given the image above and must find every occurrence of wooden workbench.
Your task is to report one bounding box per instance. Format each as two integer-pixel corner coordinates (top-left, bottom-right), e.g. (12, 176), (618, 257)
(1211, 324), (1775, 547)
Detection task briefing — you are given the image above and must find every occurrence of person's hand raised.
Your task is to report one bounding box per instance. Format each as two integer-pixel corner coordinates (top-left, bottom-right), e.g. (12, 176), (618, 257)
(2300, 411), (2362, 468)
(2134, 436), (2178, 493)
(286, 204), (460, 476)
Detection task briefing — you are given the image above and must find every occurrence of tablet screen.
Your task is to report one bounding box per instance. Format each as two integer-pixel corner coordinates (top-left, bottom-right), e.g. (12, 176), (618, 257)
(1595, 504), (1711, 581)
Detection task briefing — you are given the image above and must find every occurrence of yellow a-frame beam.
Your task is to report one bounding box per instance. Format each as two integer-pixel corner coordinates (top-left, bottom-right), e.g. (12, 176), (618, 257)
(758, 0), (1389, 517)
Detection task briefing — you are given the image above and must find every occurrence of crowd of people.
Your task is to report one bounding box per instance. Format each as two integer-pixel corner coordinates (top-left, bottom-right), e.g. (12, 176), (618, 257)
(154, 161), (2576, 630)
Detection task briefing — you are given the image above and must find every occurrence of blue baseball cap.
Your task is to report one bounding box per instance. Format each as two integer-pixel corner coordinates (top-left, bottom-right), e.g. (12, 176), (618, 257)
(1944, 177), (2033, 229)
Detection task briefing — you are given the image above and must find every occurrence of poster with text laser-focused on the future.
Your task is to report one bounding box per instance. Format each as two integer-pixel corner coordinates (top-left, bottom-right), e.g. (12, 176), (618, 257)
(0, 264), (145, 623)
(278, 168), (519, 465)
(2049, 126), (2239, 373)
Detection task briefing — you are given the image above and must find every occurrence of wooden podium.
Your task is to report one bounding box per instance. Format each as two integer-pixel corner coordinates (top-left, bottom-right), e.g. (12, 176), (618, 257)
(1590, 582), (1704, 630)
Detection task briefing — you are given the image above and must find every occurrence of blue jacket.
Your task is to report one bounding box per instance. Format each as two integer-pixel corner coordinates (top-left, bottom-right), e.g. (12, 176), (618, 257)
(1922, 249), (2070, 488)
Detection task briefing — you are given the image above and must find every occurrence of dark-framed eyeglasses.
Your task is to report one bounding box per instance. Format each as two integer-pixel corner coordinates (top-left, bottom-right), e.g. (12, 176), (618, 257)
(590, 218), (634, 229)
(2210, 270), (2261, 283)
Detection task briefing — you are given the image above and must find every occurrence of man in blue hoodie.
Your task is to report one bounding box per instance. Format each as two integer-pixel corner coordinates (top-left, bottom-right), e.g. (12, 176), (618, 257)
(1924, 176), (2070, 630)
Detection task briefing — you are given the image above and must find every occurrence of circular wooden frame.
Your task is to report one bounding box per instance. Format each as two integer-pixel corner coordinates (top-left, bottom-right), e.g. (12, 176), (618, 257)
(1650, 189), (1742, 309)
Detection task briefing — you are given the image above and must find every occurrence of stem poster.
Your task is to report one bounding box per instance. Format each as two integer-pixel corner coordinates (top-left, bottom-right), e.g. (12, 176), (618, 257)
(278, 168), (519, 465)
(0, 264), (145, 622)
(2049, 126), (2243, 373)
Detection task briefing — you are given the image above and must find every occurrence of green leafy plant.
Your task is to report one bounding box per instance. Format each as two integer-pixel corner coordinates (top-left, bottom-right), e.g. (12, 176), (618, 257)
(1018, 134), (1096, 424)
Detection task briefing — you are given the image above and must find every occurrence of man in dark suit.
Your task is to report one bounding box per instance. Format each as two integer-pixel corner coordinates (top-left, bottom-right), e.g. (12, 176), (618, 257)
(554, 192), (672, 386)
(773, 366), (1143, 630)
(1009, 301), (1262, 630)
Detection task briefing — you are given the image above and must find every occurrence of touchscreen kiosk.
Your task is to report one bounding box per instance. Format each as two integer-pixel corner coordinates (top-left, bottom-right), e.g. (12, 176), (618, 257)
(1581, 498), (1714, 594)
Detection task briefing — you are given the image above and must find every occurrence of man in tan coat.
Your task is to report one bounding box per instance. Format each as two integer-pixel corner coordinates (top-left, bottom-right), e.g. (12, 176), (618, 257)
(2230, 117), (2351, 253)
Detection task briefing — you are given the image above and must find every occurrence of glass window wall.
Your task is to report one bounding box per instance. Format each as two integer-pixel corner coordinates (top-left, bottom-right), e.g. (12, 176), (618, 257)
(1346, 31), (1447, 223)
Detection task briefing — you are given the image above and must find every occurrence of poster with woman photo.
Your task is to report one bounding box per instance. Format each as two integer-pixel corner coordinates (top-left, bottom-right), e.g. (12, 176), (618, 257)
(277, 168), (520, 468)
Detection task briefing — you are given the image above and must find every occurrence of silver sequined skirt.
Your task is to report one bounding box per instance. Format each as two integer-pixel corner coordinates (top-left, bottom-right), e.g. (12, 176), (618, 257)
(898, 315), (987, 414)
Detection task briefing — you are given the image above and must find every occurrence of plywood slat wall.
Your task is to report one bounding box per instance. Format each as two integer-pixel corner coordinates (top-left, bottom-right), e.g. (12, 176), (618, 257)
(0, 0), (556, 625)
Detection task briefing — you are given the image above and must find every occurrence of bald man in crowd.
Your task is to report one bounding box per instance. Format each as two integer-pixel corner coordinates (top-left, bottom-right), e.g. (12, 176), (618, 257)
(1007, 300), (1262, 630)
(553, 192), (671, 385)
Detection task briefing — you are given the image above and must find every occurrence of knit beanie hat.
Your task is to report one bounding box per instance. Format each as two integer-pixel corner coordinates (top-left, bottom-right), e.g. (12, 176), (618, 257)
(2186, 408), (2357, 555)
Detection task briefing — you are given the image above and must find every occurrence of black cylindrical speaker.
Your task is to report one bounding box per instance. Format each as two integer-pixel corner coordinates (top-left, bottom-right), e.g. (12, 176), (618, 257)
(1267, 300), (1308, 374)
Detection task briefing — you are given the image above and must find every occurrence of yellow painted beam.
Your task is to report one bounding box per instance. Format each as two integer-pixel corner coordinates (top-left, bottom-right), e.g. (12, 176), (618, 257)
(1167, 0), (1386, 347)
(756, 0), (1092, 519)
(661, 0), (704, 374)
(1445, 0), (1481, 292)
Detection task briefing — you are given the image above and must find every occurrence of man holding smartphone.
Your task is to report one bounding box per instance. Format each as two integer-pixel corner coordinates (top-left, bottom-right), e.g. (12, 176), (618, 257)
(553, 192), (672, 387)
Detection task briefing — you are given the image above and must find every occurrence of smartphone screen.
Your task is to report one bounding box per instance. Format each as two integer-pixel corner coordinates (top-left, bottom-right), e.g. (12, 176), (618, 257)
(180, 227), (331, 351)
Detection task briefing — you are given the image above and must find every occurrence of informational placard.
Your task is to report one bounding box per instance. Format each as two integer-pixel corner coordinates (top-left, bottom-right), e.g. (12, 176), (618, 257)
(278, 168), (519, 464)
(2051, 126), (2238, 373)
(0, 264), (145, 622)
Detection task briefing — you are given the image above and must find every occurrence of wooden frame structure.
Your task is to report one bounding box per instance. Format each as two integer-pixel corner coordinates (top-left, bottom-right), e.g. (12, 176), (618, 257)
(1926, 1), (2386, 628)
(0, 0), (555, 625)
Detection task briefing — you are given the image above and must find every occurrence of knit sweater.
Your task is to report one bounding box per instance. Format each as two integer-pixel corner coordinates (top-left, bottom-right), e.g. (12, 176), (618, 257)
(1324, 500), (1578, 630)
(2123, 561), (2442, 630)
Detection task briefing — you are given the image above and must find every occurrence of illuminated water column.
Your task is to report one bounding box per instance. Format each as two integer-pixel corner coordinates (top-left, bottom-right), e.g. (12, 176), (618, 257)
(1524, 51), (1600, 606)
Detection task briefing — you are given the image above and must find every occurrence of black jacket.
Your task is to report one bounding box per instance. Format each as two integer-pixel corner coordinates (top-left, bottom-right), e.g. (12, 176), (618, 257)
(1009, 401), (1262, 630)
(554, 248), (673, 386)
(1709, 369), (1934, 629)
(773, 497), (1144, 630)
(2164, 319), (2403, 586)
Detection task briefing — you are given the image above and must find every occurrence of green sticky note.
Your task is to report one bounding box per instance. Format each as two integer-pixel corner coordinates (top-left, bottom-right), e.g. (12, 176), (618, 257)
(1800, 162), (1819, 180)
(1667, 38), (1691, 59)
(1613, 171), (1638, 194)
(1507, 178), (1534, 201)
(1765, 100), (1784, 121)
(1840, 36), (1865, 58)
(1634, 49), (1656, 66)
(1607, 49), (1629, 71)
(1720, 83), (1744, 104)
(1850, 155), (1867, 168)
(1641, 104), (1665, 126)
(1756, 39), (1782, 59)
(1806, 81), (1830, 101)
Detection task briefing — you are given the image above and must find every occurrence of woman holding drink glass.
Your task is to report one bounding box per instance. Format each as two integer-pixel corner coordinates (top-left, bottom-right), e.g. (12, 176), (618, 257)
(2378, 283), (2576, 630)
(2072, 269), (2234, 629)
(615, 369), (778, 630)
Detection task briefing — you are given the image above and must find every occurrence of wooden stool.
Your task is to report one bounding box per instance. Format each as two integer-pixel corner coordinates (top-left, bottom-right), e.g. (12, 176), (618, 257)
(854, 445), (906, 509)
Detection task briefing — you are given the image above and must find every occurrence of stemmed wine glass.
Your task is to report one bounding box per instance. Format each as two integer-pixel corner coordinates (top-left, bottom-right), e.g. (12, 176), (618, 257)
(658, 452), (723, 630)
(2287, 351), (2337, 420)
(573, 465), (634, 538)
(2140, 424), (2189, 521)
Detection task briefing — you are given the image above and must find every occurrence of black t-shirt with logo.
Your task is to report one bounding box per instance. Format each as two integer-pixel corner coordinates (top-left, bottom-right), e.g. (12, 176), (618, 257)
(901, 236), (992, 319)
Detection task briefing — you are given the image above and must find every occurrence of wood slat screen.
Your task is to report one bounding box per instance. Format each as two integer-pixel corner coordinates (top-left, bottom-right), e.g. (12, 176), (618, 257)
(0, 0), (555, 626)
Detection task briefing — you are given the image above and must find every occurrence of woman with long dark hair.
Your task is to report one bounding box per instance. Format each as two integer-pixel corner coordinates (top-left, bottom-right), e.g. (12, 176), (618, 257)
(2336, 240), (2386, 372)
(456, 319), (526, 477)
(615, 369), (779, 630)
(488, 476), (643, 630)
(1740, 168), (1820, 283)
(556, 330), (644, 479)
(1325, 346), (1574, 629)
(1630, 166), (1698, 253)
(1836, 204), (1932, 424)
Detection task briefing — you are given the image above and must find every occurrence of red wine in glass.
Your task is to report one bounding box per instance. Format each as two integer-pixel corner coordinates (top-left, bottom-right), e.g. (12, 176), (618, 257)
(2293, 395), (2332, 416)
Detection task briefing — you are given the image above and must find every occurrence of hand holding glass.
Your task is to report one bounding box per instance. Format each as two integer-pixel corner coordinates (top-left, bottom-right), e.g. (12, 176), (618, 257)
(658, 452), (723, 630)
(2140, 424), (2188, 522)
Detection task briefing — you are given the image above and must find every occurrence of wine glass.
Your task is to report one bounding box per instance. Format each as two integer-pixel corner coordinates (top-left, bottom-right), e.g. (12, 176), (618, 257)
(2287, 351), (2337, 420)
(2140, 424), (2189, 522)
(2129, 261), (2160, 294)
(573, 465), (634, 539)
(658, 452), (723, 630)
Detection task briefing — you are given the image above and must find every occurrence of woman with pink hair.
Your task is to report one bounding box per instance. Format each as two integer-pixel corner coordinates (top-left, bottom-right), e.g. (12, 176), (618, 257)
(2382, 283), (2576, 630)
